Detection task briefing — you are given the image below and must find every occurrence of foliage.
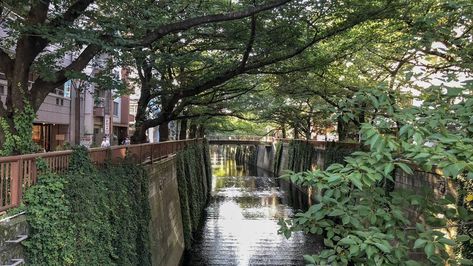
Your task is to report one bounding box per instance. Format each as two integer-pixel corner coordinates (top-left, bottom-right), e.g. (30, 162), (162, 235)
(24, 147), (151, 265)
(279, 85), (473, 265)
(0, 101), (39, 155)
(175, 141), (212, 250)
(23, 160), (75, 265)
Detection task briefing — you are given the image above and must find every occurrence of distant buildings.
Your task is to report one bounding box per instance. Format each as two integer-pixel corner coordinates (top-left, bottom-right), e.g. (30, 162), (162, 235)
(0, 59), (133, 151)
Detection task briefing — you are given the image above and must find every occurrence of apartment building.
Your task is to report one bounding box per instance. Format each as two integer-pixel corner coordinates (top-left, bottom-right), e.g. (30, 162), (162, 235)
(0, 10), (132, 151)
(92, 68), (132, 146)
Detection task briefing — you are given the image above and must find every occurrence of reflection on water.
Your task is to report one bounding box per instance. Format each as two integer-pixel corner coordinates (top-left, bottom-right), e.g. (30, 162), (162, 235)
(184, 146), (322, 266)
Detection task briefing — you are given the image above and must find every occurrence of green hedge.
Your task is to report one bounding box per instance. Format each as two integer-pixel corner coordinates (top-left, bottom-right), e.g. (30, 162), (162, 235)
(175, 141), (212, 250)
(24, 147), (151, 266)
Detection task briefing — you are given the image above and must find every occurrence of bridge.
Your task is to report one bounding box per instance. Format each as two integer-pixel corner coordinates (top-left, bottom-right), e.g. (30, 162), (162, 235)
(207, 135), (273, 145)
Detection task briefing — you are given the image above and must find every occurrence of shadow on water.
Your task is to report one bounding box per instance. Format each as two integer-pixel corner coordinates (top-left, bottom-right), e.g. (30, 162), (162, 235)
(183, 146), (323, 266)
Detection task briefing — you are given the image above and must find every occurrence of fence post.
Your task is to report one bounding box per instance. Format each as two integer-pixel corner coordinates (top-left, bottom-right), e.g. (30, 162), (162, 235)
(10, 159), (21, 207)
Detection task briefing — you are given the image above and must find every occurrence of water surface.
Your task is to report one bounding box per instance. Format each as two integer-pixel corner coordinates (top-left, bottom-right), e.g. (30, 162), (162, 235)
(184, 147), (322, 265)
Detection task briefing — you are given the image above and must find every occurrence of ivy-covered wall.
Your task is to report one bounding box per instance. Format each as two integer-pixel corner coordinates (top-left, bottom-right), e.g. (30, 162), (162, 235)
(235, 145), (259, 167)
(175, 140), (212, 250)
(24, 147), (151, 266)
(286, 140), (358, 172)
(287, 140), (314, 172)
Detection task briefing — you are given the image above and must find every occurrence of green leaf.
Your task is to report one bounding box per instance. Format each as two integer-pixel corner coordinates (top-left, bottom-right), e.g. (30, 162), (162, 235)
(338, 237), (357, 245)
(438, 238), (456, 246)
(373, 242), (392, 253)
(459, 259), (473, 265)
(405, 260), (421, 266)
(414, 239), (427, 249)
(349, 245), (359, 255)
(328, 209), (345, 217)
(443, 162), (466, 177)
(303, 255), (316, 264)
(384, 163), (394, 176)
(349, 173), (363, 190)
(399, 124), (411, 137)
(446, 87), (462, 96)
(424, 243), (434, 257)
(416, 223), (425, 232)
(456, 235), (470, 242)
(397, 163), (413, 175)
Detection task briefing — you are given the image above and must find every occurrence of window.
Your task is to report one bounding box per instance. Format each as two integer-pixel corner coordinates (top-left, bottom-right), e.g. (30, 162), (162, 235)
(56, 98), (64, 106)
(113, 102), (119, 116)
(0, 84), (4, 95)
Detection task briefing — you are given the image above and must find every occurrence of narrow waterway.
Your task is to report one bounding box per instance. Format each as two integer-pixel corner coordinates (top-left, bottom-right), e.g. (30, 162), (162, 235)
(184, 146), (323, 266)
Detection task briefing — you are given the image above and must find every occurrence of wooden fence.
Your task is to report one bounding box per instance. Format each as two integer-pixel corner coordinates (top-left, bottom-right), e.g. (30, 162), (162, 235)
(0, 139), (201, 212)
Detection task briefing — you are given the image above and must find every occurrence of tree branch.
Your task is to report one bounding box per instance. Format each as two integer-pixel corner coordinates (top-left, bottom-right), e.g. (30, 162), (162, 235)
(30, 44), (101, 110)
(140, 0), (290, 45)
(240, 15), (257, 70)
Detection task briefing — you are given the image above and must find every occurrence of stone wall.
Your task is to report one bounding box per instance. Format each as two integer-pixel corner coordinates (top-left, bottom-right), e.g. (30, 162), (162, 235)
(255, 144), (274, 172)
(0, 213), (28, 265)
(146, 157), (185, 266)
(0, 152), (205, 266)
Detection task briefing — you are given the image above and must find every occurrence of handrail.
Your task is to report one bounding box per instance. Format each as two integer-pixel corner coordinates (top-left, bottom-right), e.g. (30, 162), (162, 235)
(0, 139), (202, 212)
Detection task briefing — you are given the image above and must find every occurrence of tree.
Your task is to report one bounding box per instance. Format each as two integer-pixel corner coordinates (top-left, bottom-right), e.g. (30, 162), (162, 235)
(128, 0), (405, 143)
(0, 0), (290, 154)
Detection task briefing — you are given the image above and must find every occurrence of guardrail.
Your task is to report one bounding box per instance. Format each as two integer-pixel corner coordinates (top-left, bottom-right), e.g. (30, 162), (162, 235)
(275, 138), (360, 150)
(0, 139), (202, 212)
(206, 135), (270, 141)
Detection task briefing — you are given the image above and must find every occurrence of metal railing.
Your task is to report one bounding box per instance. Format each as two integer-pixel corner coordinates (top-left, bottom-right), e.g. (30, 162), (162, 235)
(0, 139), (201, 212)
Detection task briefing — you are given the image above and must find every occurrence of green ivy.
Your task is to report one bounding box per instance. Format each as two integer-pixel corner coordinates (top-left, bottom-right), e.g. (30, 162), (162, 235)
(23, 160), (75, 266)
(273, 142), (283, 175)
(0, 101), (39, 156)
(287, 140), (314, 172)
(24, 147), (151, 265)
(175, 142), (212, 250)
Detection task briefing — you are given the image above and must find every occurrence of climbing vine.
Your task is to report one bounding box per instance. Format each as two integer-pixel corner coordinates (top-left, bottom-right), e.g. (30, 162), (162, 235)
(0, 101), (39, 156)
(24, 147), (151, 265)
(175, 141), (212, 250)
(273, 141), (283, 175)
(287, 140), (314, 172)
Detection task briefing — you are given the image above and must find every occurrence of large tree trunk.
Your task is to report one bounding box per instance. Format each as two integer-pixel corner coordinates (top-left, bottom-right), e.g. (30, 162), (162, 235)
(159, 122), (169, 142)
(293, 126), (299, 139)
(131, 125), (148, 144)
(337, 116), (348, 142)
(305, 117), (311, 140)
(179, 119), (188, 140)
(189, 123), (198, 139)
